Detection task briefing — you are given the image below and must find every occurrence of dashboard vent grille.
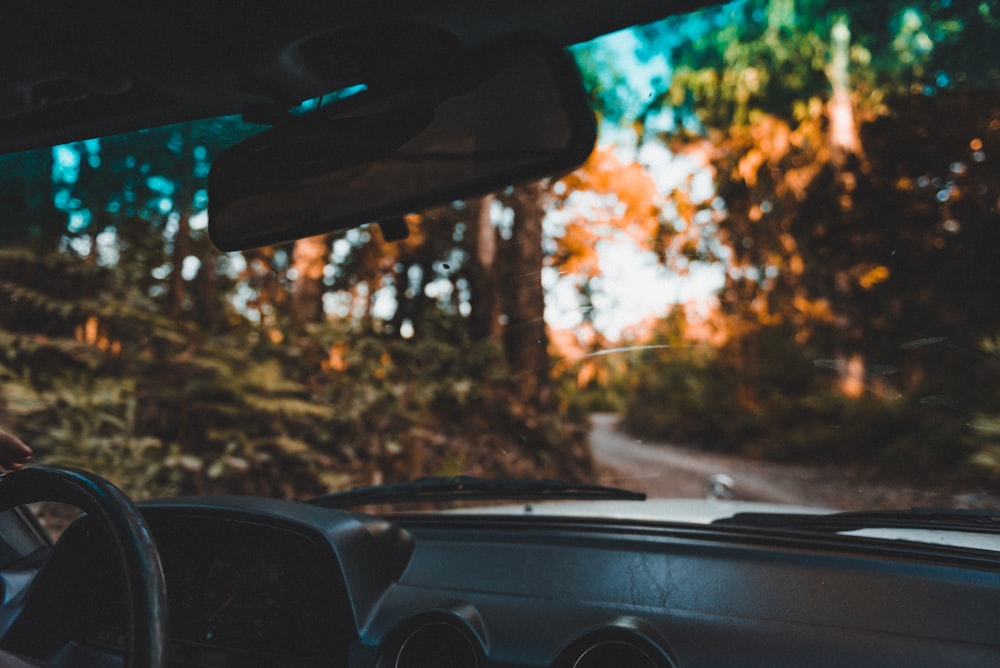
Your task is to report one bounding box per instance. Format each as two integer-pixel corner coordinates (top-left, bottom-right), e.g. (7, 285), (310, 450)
(553, 625), (675, 668)
(569, 640), (660, 668)
(393, 621), (480, 668)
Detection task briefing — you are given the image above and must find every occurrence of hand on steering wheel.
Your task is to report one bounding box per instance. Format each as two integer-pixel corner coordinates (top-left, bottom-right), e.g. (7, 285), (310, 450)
(0, 430), (31, 472)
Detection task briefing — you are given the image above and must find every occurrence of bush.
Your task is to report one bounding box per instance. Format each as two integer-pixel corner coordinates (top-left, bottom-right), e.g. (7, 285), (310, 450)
(0, 251), (592, 501)
(617, 317), (986, 479)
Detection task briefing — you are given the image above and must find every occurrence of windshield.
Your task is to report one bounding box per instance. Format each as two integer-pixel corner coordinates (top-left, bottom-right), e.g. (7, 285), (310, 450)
(1, 0), (998, 517)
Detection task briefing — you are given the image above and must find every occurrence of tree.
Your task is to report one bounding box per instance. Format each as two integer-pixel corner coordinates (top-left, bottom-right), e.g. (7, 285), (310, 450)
(465, 195), (503, 344)
(49, 118), (256, 326)
(613, 0), (1000, 405)
(562, 0), (1000, 475)
(501, 182), (552, 407)
(0, 148), (62, 249)
(290, 234), (331, 327)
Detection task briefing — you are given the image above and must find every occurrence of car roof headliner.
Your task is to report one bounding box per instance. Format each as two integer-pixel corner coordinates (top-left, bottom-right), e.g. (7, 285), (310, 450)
(0, 0), (717, 155)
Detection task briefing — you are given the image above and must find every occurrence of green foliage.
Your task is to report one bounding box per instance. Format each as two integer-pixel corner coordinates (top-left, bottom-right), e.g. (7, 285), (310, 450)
(1, 375), (179, 501)
(620, 348), (735, 447)
(618, 313), (761, 450)
(582, 0), (997, 492)
(759, 391), (976, 472)
(280, 318), (592, 484)
(619, 321), (983, 475)
(0, 96), (594, 499)
(5, 0), (997, 503)
(965, 337), (1000, 477)
(562, 378), (626, 415)
(0, 248), (591, 499)
(968, 415), (1000, 474)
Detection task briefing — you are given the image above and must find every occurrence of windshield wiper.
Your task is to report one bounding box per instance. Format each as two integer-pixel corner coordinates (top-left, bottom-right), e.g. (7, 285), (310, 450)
(307, 475), (645, 508)
(713, 508), (1000, 535)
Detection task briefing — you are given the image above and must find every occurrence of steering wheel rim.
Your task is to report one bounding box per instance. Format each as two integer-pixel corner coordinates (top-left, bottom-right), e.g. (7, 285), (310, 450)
(0, 466), (169, 668)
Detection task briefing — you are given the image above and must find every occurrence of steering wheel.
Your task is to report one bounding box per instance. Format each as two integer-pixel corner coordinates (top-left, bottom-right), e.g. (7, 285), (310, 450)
(0, 466), (169, 668)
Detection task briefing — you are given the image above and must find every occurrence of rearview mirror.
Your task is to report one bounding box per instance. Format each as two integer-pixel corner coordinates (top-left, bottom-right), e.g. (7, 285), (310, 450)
(208, 37), (596, 251)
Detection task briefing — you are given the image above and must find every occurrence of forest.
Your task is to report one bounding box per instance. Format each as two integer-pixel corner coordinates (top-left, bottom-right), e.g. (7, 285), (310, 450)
(1, 0), (999, 501)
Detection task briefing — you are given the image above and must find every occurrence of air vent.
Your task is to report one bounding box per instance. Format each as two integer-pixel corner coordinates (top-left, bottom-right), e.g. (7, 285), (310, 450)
(393, 621), (480, 668)
(552, 624), (675, 668)
(570, 640), (660, 668)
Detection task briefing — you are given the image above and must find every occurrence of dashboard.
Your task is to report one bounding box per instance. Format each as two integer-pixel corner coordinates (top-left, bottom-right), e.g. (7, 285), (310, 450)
(155, 517), (348, 662)
(1, 496), (999, 667)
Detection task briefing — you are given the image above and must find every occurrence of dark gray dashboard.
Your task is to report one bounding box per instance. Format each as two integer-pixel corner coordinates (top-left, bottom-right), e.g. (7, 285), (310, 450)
(4, 496), (1000, 667)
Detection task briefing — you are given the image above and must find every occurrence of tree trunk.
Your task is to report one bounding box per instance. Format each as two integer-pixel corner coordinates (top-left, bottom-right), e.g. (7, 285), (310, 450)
(195, 253), (219, 330)
(826, 15), (866, 393)
(503, 182), (551, 408)
(827, 15), (861, 161)
(166, 211), (190, 320)
(465, 195), (503, 344)
(291, 234), (330, 326)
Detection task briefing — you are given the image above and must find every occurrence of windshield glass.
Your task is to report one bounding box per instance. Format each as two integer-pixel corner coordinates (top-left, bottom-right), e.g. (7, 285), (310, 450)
(1, 0), (998, 516)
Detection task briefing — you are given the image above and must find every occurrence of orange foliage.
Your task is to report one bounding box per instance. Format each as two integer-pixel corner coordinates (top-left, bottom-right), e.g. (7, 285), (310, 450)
(323, 342), (348, 372)
(858, 265), (890, 289)
(74, 314), (120, 355)
(558, 145), (662, 242)
(839, 353), (866, 399)
(557, 222), (601, 276)
(292, 234), (329, 281)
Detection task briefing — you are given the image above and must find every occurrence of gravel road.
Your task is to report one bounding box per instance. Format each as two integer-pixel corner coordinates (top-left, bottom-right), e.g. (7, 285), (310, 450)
(590, 413), (998, 510)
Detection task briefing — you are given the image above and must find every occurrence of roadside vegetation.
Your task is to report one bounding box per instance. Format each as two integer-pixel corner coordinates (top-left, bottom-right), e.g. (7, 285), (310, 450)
(0, 247), (591, 500)
(570, 0), (1000, 486)
(2, 0), (999, 500)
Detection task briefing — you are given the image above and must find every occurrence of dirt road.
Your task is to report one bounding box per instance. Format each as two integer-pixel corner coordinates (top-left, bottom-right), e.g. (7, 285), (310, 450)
(590, 413), (997, 510)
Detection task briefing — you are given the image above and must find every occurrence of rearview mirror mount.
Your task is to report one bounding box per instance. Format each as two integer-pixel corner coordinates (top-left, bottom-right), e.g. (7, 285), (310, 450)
(208, 36), (596, 251)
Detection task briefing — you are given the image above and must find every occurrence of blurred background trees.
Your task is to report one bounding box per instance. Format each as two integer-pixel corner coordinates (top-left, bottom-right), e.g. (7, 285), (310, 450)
(578, 0), (1000, 477)
(1, 0), (999, 499)
(0, 118), (596, 499)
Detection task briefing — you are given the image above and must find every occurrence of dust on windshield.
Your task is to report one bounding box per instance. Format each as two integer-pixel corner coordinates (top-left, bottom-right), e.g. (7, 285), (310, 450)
(0, 0), (998, 512)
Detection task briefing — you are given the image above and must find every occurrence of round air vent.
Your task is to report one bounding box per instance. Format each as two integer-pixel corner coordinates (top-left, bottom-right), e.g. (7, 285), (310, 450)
(392, 620), (480, 668)
(552, 624), (675, 668)
(570, 640), (660, 668)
